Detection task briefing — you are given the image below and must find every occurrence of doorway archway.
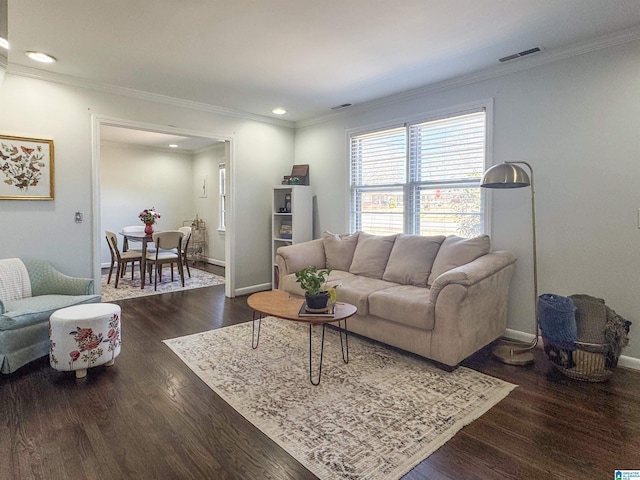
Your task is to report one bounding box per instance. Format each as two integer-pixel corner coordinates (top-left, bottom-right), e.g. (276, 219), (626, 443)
(91, 115), (235, 297)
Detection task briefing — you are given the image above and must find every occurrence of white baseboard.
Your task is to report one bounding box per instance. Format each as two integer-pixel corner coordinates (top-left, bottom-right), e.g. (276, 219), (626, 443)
(101, 259), (225, 269)
(616, 355), (640, 371)
(234, 283), (271, 297)
(504, 328), (537, 344)
(205, 257), (225, 267)
(503, 328), (639, 372)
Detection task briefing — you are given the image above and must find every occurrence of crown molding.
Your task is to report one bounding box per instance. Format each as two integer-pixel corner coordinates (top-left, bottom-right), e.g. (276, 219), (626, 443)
(6, 24), (639, 131)
(6, 64), (295, 129)
(296, 25), (640, 129)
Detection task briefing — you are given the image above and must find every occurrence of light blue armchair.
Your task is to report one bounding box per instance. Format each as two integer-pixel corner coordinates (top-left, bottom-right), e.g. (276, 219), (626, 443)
(0, 258), (101, 374)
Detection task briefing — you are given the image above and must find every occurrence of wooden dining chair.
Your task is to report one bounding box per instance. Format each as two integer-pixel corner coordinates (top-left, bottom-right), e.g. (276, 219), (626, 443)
(145, 230), (185, 291)
(105, 231), (143, 288)
(178, 226), (192, 278)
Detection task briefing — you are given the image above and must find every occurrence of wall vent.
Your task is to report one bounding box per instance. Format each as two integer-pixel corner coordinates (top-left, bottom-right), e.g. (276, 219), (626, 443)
(499, 47), (542, 63)
(330, 103), (353, 110)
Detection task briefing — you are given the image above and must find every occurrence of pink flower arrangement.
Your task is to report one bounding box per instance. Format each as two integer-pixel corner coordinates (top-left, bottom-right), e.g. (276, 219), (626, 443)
(139, 207), (161, 225)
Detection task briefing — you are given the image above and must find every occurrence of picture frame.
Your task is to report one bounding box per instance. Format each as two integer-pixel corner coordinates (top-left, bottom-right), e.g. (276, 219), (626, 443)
(0, 135), (54, 200)
(290, 164), (309, 185)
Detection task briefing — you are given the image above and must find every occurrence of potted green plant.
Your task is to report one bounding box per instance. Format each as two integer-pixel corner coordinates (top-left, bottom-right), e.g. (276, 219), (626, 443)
(295, 265), (334, 311)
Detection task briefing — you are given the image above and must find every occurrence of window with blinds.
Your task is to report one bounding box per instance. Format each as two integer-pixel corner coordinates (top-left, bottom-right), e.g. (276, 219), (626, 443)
(350, 107), (487, 237)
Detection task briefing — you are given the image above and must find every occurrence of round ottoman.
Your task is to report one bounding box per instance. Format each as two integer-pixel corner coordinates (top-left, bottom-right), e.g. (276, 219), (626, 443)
(49, 303), (122, 378)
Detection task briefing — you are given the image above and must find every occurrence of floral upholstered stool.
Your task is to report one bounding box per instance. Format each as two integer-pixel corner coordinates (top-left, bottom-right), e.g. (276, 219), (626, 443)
(49, 303), (122, 378)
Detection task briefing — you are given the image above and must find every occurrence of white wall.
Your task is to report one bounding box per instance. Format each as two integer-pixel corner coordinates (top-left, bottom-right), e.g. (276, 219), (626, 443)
(193, 143), (227, 264)
(294, 40), (640, 360)
(0, 74), (295, 293)
(100, 143), (195, 265)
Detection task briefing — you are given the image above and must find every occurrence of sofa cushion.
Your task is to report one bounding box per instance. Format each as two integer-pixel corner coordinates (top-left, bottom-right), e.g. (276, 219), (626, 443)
(382, 235), (445, 287)
(323, 231), (360, 271)
(334, 276), (397, 316)
(279, 270), (357, 297)
(324, 270), (357, 286)
(349, 232), (397, 279)
(427, 235), (491, 286)
(369, 285), (435, 330)
(0, 294), (102, 331)
(277, 238), (325, 274)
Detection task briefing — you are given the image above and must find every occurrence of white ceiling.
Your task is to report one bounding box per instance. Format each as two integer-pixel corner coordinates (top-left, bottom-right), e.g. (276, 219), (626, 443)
(100, 125), (222, 152)
(5, 0), (640, 124)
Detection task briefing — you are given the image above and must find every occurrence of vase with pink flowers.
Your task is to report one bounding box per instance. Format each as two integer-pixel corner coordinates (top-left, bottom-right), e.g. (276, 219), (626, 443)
(139, 207), (161, 234)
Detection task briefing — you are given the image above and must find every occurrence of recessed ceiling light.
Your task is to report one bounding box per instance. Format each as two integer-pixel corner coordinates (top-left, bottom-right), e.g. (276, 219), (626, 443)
(0, 37), (9, 50)
(272, 107), (287, 115)
(168, 144), (179, 148)
(25, 51), (57, 63)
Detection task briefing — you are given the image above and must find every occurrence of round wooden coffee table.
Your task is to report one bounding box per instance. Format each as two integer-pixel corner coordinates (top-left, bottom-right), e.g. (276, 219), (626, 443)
(247, 290), (357, 385)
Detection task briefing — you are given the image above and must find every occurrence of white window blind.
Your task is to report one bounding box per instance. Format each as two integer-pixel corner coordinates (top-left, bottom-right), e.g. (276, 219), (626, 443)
(350, 127), (406, 234)
(350, 108), (486, 237)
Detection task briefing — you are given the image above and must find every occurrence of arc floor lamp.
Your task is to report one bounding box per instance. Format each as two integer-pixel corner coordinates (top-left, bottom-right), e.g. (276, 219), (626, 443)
(481, 161), (538, 365)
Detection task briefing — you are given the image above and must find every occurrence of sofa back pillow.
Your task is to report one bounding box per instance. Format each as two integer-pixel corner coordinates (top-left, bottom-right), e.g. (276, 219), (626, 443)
(323, 231), (360, 271)
(382, 234), (445, 287)
(349, 232), (397, 279)
(427, 235), (491, 286)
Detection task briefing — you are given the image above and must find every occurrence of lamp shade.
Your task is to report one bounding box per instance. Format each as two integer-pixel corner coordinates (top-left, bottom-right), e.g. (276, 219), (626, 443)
(481, 163), (530, 189)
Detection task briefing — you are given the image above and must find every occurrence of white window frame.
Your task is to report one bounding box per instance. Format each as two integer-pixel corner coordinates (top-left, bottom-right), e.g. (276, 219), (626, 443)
(348, 100), (493, 237)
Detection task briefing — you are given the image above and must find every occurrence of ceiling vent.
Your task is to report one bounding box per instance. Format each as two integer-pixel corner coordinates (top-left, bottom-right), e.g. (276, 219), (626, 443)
(330, 103), (353, 110)
(499, 47), (542, 63)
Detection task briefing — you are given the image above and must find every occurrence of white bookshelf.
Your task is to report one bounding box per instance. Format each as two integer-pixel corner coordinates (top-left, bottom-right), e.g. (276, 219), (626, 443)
(272, 185), (313, 288)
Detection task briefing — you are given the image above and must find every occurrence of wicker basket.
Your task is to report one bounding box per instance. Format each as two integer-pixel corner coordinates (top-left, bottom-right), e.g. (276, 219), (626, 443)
(542, 335), (618, 382)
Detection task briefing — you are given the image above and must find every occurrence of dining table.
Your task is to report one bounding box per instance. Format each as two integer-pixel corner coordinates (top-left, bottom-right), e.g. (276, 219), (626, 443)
(119, 230), (154, 289)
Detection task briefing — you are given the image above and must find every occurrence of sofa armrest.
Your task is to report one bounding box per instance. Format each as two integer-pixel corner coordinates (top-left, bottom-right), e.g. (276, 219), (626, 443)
(425, 250), (517, 366)
(275, 239), (326, 276)
(428, 251), (516, 302)
(22, 259), (95, 296)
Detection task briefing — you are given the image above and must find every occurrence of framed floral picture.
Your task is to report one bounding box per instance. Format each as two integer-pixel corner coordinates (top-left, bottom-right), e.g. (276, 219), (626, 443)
(0, 135), (54, 200)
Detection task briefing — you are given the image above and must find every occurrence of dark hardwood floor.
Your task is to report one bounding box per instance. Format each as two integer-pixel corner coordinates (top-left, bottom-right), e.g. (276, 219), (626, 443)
(2, 275), (639, 479)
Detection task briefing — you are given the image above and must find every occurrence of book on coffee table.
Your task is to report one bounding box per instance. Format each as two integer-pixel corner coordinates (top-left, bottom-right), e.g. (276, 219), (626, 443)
(298, 302), (335, 317)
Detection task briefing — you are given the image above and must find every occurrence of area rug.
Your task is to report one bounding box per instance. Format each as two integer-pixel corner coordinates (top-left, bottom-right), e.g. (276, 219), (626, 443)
(101, 267), (224, 302)
(163, 317), (516, 480)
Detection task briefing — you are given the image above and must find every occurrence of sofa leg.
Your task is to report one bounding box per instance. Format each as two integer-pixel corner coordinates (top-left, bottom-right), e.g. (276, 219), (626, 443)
(431, 360), (459, 372)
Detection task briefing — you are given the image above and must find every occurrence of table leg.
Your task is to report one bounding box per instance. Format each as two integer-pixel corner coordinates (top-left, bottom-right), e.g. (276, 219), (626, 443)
(338, 319), (349, 364)
(140, 237), (147, 289)
(309, 323), (326, 386)
(252, 311), (262, 349)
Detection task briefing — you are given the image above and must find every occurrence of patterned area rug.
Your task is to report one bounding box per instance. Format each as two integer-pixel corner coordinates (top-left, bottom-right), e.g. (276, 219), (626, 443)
(101, 266), (225, 302)
(164, 317), (516, 480)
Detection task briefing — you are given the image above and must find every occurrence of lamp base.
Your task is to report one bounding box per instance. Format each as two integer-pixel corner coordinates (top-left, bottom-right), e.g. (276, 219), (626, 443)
(492, 344), (535, 366)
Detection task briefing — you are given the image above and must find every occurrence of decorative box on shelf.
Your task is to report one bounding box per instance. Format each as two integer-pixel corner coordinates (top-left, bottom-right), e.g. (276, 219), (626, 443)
(279, 221), (292, 239)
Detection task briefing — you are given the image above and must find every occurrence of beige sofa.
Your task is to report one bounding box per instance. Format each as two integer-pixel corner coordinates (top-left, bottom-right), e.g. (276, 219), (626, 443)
(275, 232), (516, 369)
